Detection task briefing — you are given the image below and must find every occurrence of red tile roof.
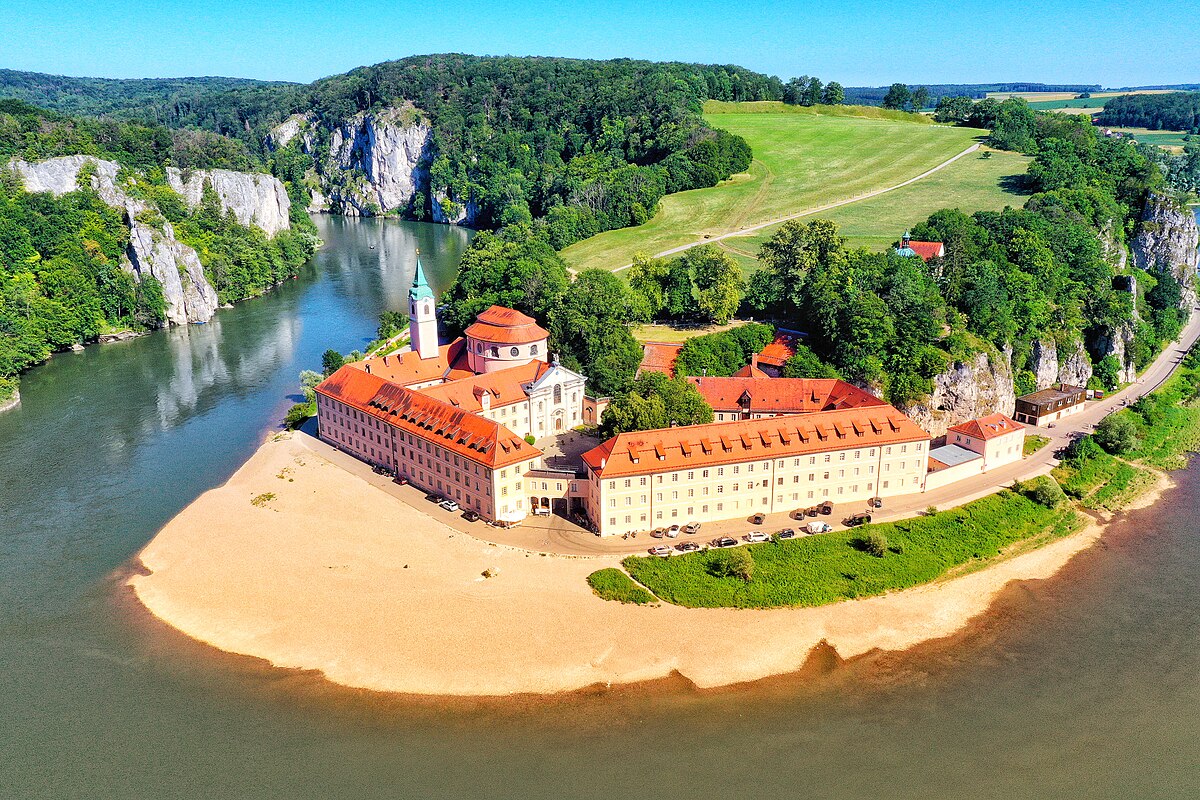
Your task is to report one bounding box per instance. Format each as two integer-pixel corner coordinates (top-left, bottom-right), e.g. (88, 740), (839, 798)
(464, 305), (549, 345)
(757, 329), (806, 368)
(417, 361), (549, 412)
(948, 413), (1024, 441)
(732, 362), (770, 378)
(908, 241), (945, 262)
(350, 338), (473, 387)
(687, 376), (886, 414)
(316, 365), (539, 469)
(637, 342), (684, 377)
(582, 406), (929, 478)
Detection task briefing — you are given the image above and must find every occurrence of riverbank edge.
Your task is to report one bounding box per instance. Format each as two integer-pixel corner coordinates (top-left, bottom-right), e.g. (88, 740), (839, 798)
(126, 431), (1173, 698)
(0, 388), (19, 413)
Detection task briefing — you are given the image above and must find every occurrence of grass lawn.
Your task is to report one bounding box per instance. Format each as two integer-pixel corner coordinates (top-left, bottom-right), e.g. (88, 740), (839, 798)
(719, 148), (1031, 261)
(630, 320), (745, 344)
(1024, 434), (1051, 456)
(560, 108), (983, 273)
(587, 568), (657, 604)
(622, 491), (1080, 609)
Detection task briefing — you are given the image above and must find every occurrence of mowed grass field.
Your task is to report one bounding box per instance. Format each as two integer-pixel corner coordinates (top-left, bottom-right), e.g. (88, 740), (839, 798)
(716, 147), (1032, 271)
(559, 109), (983, 273)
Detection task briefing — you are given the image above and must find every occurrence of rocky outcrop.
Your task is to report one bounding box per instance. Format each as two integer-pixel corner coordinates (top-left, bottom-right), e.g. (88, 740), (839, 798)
(1028, 337), (1092, 390)
(10, 155), (219, 325)
(265, 105), (477, 226)
(1092, 322), (1138, 384)
(166, 167), (291, 236)
(1132, 196), (1199, 310)
(0, 388), (19, 414)
(1099, 220), (1128, 273)
(901, 348), (1016, 438)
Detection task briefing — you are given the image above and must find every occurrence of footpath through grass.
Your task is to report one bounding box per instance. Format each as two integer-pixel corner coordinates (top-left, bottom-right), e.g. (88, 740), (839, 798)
(718, 148), (1031, 267)
(586, 568), (657, 604)
(560, 107), (982, 273)
(621, 492), (1080, 609)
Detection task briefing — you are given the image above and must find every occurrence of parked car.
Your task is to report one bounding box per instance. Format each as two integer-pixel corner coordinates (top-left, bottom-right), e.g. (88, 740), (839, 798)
(750, 512), (766, 525)
(650, 528), (667, 538)
(462, 510), (480, 522)
(777, 528), (798, 539)
(819, 501), (834, 515)
(844, 512), (872, 526)
(710, 537), (739, 548)
(394, 476), (409, 486)
(806, 521), (832, 534)
(869, 497), (883, 509)
(682, 522), (702, 535)
(675, 541), (701, 552)
(649, 545), (673, 557)
(666, 525), (682, 538)
(531, 506), (551, 516)
(744, 531), (770, 543)
(371, 464), (389, 475)
(424, 493), (442, 503)
(439, 499), (460, 512)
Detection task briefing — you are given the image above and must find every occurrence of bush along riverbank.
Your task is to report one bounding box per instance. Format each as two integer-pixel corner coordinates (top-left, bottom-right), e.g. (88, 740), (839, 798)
(605, 345), (1200, 610)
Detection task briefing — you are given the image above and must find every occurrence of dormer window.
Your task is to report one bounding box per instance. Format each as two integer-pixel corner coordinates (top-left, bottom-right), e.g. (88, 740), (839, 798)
(510, 347), (520, 357)
(530, 344), (538, 356)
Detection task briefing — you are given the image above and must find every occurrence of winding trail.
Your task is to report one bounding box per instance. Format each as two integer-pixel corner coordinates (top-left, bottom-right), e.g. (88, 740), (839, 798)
(607, 142), (982, 273)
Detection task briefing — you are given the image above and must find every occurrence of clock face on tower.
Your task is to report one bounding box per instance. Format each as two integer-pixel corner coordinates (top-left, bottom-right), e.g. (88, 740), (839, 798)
(510, 347), (520, 357)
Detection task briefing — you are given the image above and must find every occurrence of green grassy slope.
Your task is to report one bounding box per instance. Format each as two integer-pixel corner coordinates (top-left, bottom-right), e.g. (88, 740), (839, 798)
(560, 110), (984, 273)
(717, 148), (1032, 270)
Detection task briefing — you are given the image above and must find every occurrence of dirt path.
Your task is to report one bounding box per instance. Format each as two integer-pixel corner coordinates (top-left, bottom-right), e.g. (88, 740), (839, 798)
(610, 142), (982, 273)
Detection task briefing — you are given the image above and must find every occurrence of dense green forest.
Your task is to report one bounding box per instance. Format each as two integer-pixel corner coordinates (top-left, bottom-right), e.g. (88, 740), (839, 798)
(1, 57), (783, 247)
(438, 102), (1181, 429)
(1098, 92), (1200, 132)
(844, 83), (1099, 107)
(0, 102), (317, 401)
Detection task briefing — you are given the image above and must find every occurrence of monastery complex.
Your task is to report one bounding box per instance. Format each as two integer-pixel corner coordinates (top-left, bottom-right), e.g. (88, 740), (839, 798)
(314, 258), (1027, 536)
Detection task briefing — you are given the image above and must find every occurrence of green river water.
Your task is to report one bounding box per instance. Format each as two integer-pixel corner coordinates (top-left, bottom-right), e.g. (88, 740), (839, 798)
(1, 215), (1198, 799)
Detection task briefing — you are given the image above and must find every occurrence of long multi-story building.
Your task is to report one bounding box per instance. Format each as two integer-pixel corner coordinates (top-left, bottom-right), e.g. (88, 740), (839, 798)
(315, 254), (592, 525)
(580, 406), (930, 536)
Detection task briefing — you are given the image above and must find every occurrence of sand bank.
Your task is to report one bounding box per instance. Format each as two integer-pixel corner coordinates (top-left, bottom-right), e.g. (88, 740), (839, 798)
(129, 433), (1144, 697)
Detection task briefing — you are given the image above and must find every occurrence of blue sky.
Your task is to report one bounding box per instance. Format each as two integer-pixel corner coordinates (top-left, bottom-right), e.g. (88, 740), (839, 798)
(1, 0), (1196, 87)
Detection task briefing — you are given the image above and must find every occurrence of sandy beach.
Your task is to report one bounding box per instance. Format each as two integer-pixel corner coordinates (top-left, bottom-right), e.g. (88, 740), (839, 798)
(129, 432), (1155, 697)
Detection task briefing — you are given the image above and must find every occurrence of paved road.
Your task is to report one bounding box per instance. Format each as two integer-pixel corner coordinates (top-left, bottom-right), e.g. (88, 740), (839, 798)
(608, 143), (982, 273)
(305, 308), (1200, 559)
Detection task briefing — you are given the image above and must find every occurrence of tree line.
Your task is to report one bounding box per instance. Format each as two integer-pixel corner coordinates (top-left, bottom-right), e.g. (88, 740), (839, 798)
(1098, 92), (1200, 133)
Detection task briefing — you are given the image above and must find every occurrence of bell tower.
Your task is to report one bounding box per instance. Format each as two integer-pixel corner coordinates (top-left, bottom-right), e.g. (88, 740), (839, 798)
(409, 249), (439, 360)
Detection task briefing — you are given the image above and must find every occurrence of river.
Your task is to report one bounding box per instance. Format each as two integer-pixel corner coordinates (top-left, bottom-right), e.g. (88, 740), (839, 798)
(2, 215), (1199, 799)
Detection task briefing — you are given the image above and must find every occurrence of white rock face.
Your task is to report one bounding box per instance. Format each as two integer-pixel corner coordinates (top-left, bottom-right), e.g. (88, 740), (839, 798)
(1028, 338), (1093, 391)
(10, 155), (218, 325)
(166, 167), (291, 236)
(1056, 338), (1093, 387)
(1132, 196), (1200, 310)
(901, 348), (1017, 439)
(1093, 322), (1138, 384)
(266, 105), (476, 225)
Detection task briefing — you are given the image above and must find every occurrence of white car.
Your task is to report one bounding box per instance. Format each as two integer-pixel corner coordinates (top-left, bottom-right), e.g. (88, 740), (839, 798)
(666, 525), (682, 538)
(806, 522), (832, 534)
(439, 499), (460, 512)
(744, 531), (770, 543)
(649, 545), (673, 557)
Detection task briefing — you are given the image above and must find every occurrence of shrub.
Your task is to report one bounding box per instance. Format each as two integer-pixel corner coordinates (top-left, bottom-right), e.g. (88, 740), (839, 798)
(524, 434), (537, 445)
(925, 506), (939, 517)
(862, 532), (888, 557)
(586, 569), (656, 604)
(708, 548), (755, 582)
(1094, 414), (1142, 455)
(284, 402), (314, 430)
(1028, 476), (1067, 508)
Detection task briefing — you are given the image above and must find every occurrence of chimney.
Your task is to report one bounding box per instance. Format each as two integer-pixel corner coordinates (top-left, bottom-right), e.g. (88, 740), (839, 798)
(751, 353), (759, 370)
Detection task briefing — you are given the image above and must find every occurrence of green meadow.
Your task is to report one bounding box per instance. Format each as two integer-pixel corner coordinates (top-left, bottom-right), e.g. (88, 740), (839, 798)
(560, 106), (984, 273)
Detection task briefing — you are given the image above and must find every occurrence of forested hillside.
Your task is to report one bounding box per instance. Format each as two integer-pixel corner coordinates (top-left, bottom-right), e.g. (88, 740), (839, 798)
(0, 102), (317, 403)
(1098, 92), (1200, 132)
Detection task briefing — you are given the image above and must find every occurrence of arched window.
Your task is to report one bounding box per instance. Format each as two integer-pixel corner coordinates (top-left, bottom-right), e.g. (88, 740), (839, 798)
(510, 346), (520, 357)
(476, 341), (483, 353)
(553, 384), (562, 404)
(530, 344), (538, 356)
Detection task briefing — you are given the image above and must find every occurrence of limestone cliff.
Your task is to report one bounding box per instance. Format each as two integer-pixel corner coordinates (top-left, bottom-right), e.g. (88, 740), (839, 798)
(166, 167), (291, 236)
(1132, 196), (1199, 310)
(1092, 321), (1139, 384)
(901, 348), (1016, 438)
(1028, 337), (1093, 390)
(7, 155), (297, 326)
(265, 106), (477, 225)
